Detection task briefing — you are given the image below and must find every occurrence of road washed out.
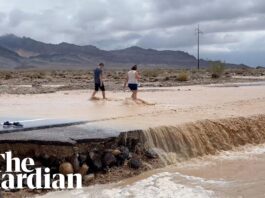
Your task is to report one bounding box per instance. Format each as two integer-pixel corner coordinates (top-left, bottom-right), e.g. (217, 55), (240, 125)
(1, 83), (265, 197)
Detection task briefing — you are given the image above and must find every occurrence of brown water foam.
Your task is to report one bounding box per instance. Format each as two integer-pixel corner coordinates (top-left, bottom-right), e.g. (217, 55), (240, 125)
(142, 115), (265, 164)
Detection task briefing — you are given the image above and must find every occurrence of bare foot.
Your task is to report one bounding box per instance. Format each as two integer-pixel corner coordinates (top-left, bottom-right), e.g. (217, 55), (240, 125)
(90, 96), (100, 100)
(136, 98), (156, 105)
(105, 98), (123, 101)
(124, 97), (155, 105)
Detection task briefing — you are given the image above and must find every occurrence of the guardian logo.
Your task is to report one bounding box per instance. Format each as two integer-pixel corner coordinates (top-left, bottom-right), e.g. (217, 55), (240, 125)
(0, 151), (82, 190)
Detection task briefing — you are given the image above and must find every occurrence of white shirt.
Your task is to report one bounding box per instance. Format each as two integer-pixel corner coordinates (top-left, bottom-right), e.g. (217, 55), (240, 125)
(128, 70), (138, 84)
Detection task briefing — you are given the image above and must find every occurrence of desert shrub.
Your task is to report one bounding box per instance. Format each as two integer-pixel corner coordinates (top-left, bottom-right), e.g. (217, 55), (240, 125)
(4, 73), (12, 80)
(209, 62), (225, 78)
(50, 70), (59, 77)
(32, 81), (42, 88)
(26, 71), (46, 79)
(163, 76), (170, 81)
(177, 71), (189, 81)
(142, 69), (161, 78)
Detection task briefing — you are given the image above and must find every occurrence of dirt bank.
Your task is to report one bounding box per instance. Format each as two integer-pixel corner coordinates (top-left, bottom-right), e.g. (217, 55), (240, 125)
(1, 114), (265, 197)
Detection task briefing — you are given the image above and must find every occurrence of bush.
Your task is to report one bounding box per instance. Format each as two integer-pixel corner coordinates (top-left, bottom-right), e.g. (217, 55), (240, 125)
(4, 73), (12, 80)
(210, 62), (225, 78)
(177, 71), (189, 81)
(142, 69), (161, 78)
(27, 71), (46, 79)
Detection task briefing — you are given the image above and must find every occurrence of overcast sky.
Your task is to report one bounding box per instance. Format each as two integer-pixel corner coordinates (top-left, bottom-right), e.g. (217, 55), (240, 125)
(0, 0), (264, 66)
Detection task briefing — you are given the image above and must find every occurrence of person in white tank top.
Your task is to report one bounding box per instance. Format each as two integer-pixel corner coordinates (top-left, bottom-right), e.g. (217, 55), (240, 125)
(124, 65), (141, 100)
(128, 70), (138, 84)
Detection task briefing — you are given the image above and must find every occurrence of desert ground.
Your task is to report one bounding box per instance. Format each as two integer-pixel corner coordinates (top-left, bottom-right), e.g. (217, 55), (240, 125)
(0, 68), (265, 94)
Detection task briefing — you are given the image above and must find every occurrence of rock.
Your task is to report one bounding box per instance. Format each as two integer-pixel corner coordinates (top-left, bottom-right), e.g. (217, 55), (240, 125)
(134, 143), (143, 155)
(79, 163), (89, 176)
(83, 174), (95, 184)
(116, 146), (130, 166)
(49, 166), (58, 175)
(145, 148), (158, 159)
(128, 152), (133, 160)
(116, 157), (125, 166)
(102, 152), (116, 168)
(119, 146), (130, 160)
(112, 149), (121, 156)
(70, 154), (80, 173)
(128, 158), (142, 169)
(59, 162), (74, 175)
(39, 154), (61, 168)
(40, 154), (50, 167)
(78, 154), (87, 165)
(48, 156), (61, 167)
(88, 151), (103, 171)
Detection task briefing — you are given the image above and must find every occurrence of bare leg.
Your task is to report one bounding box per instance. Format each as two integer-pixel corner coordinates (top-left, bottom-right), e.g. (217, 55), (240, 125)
(102, 91), (106, 99)
(91, 91), (97, 98)
(91, 91), (98, 99)
(132, 91), (137, 100)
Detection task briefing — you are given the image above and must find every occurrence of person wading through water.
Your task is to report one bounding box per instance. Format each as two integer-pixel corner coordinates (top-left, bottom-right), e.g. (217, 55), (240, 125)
(91, 63), (106, 100)
(124, 65), (141, 100)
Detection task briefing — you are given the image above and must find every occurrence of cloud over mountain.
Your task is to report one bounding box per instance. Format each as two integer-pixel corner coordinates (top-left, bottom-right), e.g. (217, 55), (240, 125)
(0, 0), (264, 66)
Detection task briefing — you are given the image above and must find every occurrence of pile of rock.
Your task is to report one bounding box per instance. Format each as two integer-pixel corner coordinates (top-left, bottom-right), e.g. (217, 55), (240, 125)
(35, 145), (153, 185)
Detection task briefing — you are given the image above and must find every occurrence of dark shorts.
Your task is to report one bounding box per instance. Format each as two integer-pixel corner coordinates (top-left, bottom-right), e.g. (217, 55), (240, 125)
(95, 83), (105, 91)
(128, 83), (138, 91)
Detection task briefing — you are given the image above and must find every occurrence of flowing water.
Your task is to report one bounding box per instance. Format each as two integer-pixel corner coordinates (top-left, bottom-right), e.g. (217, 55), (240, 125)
(142, 115), (265, 165)
(41, 115), (265, 198)
(41, 144), (265, 198)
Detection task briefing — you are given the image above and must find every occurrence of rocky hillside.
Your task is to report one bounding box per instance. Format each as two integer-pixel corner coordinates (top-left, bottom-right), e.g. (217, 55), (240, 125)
(0, 34), (248, 70)
(0, 45), (22, 69)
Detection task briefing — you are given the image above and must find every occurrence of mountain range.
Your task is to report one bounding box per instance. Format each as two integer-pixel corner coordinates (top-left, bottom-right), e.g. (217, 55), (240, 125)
(0, 34), (248, 70)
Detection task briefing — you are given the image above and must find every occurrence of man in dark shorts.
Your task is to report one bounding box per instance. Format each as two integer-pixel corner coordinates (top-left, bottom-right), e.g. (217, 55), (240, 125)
(91, 63), (106, 99)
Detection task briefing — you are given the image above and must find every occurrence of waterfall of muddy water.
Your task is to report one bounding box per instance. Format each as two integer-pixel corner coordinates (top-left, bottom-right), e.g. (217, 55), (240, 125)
(38, 115), (265, 198)
(142, 115), (265, 165)
(40, 143), (265, 198)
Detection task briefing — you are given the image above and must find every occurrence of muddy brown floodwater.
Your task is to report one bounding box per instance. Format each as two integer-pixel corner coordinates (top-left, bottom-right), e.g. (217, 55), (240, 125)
(40, 144), (265, 198)
(1, 82), (265, 198)
(1, 83), (265, 126)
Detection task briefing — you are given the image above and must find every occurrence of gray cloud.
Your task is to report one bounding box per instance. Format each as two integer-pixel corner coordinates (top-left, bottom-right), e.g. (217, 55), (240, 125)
(0, 0), (264, 66)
